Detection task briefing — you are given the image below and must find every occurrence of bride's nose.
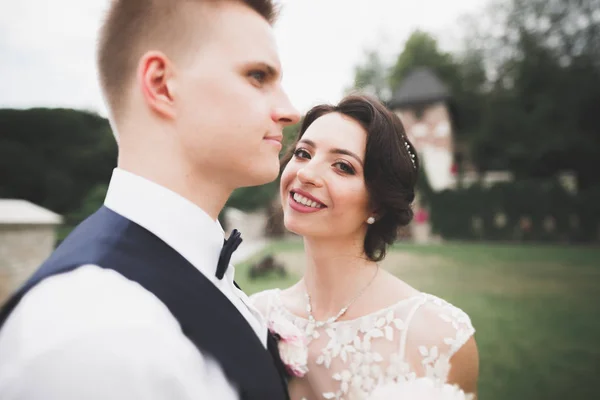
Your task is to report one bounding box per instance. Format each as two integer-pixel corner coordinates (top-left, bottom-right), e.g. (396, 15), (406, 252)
(297, 163), (323, 187)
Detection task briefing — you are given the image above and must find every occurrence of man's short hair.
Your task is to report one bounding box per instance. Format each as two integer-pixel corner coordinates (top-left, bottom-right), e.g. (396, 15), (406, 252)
(97, 0), (278, 121)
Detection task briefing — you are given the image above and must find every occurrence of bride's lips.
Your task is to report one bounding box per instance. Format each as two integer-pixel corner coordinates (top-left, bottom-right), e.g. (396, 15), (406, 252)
(288, 189), (327, 214)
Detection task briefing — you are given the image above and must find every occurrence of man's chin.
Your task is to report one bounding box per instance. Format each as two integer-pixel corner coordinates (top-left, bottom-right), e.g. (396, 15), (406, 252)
(241, 166), (280, 188)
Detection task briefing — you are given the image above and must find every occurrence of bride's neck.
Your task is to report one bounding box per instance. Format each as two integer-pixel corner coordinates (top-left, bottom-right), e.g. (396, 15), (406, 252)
(302, 236), (378, 318)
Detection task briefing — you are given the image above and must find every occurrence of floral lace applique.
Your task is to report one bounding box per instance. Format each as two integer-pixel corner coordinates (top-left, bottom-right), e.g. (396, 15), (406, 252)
(250, 290), (475, 400)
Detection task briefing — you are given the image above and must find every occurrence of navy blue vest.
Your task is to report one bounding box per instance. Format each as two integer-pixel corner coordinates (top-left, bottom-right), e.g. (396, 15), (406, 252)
(0, 206), (289, 400)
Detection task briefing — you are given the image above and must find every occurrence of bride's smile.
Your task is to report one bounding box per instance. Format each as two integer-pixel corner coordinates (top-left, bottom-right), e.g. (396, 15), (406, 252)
(288, 189), (327, 212)
(280, 112), (372, 239)
(253, 95), (479, 400)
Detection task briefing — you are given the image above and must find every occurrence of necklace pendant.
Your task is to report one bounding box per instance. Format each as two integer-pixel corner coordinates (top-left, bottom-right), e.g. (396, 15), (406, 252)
(304, 266), (379, 330)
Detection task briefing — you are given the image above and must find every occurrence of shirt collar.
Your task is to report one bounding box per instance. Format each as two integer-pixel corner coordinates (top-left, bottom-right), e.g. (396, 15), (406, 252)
(104, 168), (230, 282)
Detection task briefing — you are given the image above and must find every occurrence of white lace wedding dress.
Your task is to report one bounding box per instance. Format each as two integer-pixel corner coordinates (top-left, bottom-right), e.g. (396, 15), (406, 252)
(251, 289), (475, 400)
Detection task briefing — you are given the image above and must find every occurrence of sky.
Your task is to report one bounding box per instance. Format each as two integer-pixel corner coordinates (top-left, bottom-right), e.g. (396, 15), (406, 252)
(0, 0), (487, 117)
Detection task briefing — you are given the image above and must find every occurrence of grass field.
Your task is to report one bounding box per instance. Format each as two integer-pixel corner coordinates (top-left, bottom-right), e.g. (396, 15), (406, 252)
(235, 239), (600, 400)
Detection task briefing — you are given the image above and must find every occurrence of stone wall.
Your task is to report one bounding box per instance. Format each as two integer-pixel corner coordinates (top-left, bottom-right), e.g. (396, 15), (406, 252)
(0, 225), (57, 304)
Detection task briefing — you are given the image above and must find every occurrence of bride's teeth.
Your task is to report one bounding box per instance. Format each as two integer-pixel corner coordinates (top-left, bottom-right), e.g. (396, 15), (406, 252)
(292, 193), (322, 208)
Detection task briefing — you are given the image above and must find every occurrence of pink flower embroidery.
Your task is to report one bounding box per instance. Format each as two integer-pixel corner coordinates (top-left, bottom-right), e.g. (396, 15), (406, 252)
(268, 315), (309, 378)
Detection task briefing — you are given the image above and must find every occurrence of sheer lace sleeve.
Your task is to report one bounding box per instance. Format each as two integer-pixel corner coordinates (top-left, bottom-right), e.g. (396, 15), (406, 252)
(401, 294), (476, 382)
(249, 289), (278, 319)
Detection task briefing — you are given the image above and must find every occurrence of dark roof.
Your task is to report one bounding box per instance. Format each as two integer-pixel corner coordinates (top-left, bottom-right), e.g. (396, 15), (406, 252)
(388, 67), (450, 109)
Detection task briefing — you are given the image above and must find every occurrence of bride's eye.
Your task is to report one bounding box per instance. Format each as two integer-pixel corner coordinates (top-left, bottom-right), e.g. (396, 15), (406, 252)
(334, 161), (355, 175)
(294, 148), (311, 159)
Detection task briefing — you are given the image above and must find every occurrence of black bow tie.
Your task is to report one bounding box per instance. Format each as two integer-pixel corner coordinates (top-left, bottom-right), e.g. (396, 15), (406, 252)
(216, 229), (243, 280)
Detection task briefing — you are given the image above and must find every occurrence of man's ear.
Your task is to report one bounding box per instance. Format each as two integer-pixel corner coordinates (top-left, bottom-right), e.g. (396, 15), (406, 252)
(137, 51), (177, 120)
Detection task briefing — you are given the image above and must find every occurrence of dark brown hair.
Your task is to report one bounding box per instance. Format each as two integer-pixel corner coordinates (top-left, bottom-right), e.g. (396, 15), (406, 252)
(281, 94), (419, 262)
(97, 0), (278, 121)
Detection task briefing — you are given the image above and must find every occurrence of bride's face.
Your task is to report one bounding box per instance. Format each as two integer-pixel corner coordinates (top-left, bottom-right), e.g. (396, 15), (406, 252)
(280, 112), (373, 239)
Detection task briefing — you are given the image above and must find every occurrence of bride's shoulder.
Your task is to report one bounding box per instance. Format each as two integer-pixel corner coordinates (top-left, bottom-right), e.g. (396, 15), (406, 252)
(408, 293), (476, 357)
(248, 288), (280, 312)
(249, 284), (301, 314)
(419, 294), (474, 326)
(249, 287), (279, 301)
(250, 284), (307, 322)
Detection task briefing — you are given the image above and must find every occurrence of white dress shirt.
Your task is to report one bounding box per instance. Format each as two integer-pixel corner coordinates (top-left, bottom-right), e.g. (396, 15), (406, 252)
(0, 168), (267, 400)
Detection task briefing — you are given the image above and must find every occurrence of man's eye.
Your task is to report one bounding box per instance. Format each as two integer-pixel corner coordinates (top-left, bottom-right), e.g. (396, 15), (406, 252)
(249, 70), (267, 84)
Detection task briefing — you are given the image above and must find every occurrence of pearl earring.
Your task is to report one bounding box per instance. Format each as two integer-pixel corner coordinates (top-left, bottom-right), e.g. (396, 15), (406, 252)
(367, 216), (375, 224)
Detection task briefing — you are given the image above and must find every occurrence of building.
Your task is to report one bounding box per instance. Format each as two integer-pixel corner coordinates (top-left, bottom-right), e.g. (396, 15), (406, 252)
(0, 199), (62, 304)
(388, 67), (457, 192)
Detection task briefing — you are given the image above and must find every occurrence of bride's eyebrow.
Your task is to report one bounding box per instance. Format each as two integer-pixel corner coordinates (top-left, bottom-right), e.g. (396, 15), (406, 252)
(298, 138), (314, 147)
(298, 138), (363, 166)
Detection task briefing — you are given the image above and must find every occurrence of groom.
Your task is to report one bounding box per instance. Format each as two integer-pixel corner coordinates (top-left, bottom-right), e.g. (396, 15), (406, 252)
(0, 1), (299, 399)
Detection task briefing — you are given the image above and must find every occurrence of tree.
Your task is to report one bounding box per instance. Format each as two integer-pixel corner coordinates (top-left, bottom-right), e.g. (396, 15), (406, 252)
(346, 49), (391, 100)
(389, 30), (460, 91)
(0, 108), (117, 215)
(469, 0), (600, 188)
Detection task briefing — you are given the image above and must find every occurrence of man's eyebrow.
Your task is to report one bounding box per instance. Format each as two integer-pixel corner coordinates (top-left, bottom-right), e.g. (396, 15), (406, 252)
(249, 61), (281, 80)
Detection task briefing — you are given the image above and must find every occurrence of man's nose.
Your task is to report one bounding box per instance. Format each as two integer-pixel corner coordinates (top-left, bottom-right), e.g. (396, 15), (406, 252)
(272, 92), (301, 126)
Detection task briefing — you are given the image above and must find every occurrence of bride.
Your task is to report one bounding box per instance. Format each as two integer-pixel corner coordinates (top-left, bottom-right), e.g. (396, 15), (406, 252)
(251, 94), (479, 400)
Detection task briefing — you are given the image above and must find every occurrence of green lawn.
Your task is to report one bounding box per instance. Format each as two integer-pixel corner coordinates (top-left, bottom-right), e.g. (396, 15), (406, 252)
(235, 240), (600, 400)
